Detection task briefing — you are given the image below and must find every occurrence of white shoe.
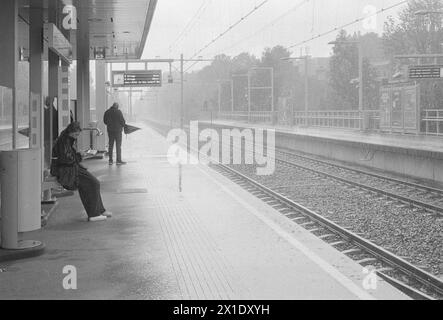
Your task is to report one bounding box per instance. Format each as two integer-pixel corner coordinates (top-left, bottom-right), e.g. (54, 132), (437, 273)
(102, 211), (113, 218)
(88, 215), (107, 222)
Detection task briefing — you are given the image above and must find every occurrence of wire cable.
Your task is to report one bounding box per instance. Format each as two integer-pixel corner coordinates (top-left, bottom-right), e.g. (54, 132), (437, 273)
(286, 0), (408, 50)
(168, 0), (212, 53)
(186, 0), (270, 62)
(209, 0), (310, 57)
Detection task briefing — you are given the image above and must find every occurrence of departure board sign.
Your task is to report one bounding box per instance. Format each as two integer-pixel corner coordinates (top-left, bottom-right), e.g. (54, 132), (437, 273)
(112, 70), (162, 87)
(409, 65), (443, 79)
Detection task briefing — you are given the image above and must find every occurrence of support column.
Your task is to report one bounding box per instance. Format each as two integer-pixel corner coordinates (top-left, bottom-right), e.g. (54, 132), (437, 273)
(47, 0), (60, 167)
(30, 0), (44, 149)
(29, 0), (44, 184)
(60, 9), (72, 134)
(76, 2), (91, 151)
(95, 60), (107, 152)
(0, 0), (18, 149)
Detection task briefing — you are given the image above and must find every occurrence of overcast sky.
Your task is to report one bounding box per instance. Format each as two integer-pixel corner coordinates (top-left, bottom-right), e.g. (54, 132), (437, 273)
(142, 0), (407, 71)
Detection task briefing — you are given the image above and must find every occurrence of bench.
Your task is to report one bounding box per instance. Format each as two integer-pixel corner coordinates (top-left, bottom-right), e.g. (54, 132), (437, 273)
(41, 174), (60, 204)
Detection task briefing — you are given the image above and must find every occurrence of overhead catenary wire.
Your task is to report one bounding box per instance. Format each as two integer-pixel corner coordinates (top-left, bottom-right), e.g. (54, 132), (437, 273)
(183, 0), (408, 73)
(167, 0), (212, 53)
(286, 0), (408, 50)
(209, 0), (310, 57)
(185, 0), (270, 64)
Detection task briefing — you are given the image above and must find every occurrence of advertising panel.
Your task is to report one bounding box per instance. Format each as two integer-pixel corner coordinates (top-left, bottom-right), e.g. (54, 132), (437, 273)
(379, 84), (420, 134)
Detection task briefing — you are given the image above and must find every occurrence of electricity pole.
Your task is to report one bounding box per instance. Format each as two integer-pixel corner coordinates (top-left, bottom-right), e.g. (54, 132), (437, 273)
(281, 56), (310, 126)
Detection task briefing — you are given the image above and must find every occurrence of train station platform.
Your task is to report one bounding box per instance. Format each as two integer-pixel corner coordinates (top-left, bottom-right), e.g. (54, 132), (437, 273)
(202, 120), (443, 186)
(0, 124), (408, 300)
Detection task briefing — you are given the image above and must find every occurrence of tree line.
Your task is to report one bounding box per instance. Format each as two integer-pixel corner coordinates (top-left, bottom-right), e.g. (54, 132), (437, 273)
(149, 0), (443, 123)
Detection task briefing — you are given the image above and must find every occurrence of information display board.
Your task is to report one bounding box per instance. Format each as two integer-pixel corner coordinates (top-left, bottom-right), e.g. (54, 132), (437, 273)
(409, 65), (443, 79)
(112, 70), (162, 88)
(379, 84), (420, 134)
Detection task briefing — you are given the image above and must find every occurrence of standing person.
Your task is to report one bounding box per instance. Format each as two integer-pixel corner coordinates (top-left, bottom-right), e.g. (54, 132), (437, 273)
(51, 122), (112, 222)
(44, 96), (59, 168)
(103, 103), (127, 165)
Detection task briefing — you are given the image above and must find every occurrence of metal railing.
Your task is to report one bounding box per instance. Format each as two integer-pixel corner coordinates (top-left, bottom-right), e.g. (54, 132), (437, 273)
(217, 111), (277, 124)
(422, 110), (443, 136)
(293, 111), (363, 130)
(215, 109), (443, 138)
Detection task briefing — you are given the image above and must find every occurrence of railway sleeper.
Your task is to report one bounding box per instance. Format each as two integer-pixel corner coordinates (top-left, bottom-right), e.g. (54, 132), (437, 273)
(375, 267), (394, 273)
(272, 205), (288, 210)
(286, 214), (302, 219)
(279, 208), (295, 214)
(299, 221), (317, 227)
(341, 248), (362, 255)
(318, 234), (336, 240)
(329, 241), (347, 247)
(356, 257), (378, 265)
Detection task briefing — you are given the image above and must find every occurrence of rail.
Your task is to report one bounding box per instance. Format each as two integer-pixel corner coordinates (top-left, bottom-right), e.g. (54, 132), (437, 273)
(147, 119), (443, 299)
(293, 110), (363, 130)
(217, 162), (442, 299)
(217, 111), (277, 124)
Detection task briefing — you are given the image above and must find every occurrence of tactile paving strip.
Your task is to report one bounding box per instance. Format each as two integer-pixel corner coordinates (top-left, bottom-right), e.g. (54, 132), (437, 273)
(151, 193), (236, 300)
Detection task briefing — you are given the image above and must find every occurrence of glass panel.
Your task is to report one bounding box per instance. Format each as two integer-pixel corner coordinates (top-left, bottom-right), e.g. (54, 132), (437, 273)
(128, 62), (145, 71)
(0, 86), (13, 151)
(17, 61), (30, 149)
(112, 63), (126, 71)
(17, 89), (30, 149)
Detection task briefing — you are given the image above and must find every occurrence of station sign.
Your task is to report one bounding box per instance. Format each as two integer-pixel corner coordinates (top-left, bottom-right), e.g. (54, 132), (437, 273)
(94, 47), (106, 60)
(408, 65), (443, 79)
(112, 70), (162, 88)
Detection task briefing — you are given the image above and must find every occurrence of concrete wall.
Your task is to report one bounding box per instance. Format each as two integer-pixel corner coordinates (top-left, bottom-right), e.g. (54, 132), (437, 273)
(274, 132), (443, 184)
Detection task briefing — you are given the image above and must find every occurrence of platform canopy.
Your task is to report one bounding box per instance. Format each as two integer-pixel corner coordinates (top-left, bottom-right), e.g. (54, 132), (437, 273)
(17, 0), (158, 60)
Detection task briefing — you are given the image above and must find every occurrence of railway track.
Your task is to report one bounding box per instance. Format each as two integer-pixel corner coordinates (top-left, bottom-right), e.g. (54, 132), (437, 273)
(213, 163), (443, 300)
(275, 148), (443, 217)
(146, 120), (443, 299)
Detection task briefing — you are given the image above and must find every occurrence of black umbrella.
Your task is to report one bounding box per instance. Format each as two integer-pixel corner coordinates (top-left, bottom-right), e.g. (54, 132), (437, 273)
(124, 124), (141, 135)
(18, 127), (30, 137)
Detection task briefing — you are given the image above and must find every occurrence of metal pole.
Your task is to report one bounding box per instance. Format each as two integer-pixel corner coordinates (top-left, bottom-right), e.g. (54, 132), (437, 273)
(179, 53), (183, 193)
(231, 79), (234, 113)
(180, 54), (184, 130)
(129, 86), (132, 121)
(358, 42), (364, 130)
(218, 83), (221, 115)
(270, 68), (275, 125)
(305, 56), (309, 127)
(247, 71), (251, 123)
(1, 88), (4, 119)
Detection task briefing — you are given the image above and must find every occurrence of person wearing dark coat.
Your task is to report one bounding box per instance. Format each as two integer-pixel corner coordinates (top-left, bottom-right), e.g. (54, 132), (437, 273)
(103, 103), (126, 165)
(44, 97), (59, 168)
(51, 122), (112, 222)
